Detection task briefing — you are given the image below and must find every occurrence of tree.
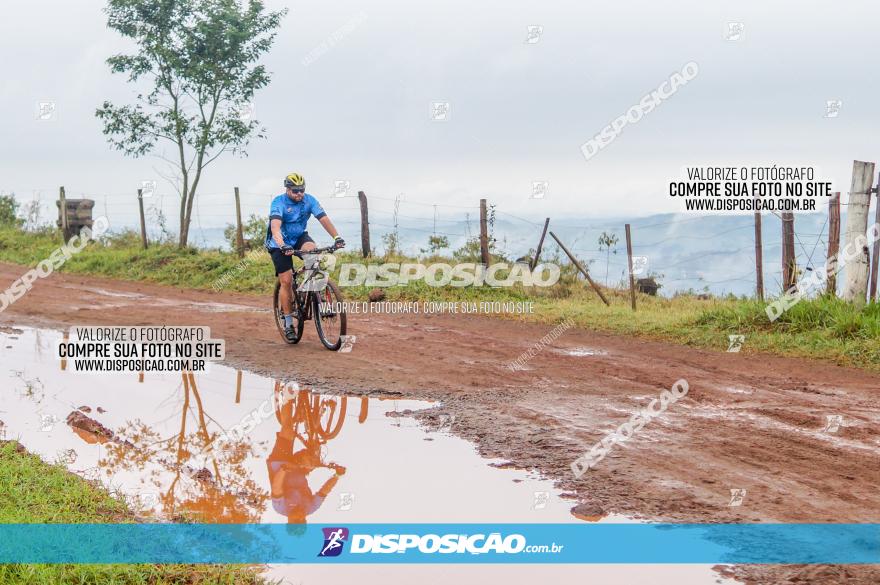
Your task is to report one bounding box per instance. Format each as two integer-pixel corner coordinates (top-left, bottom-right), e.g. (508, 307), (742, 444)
(381, 232), (399, 257)
(421, 234), (449, 255)
(96, 0), (286, 247)
(0, 194), (22, 228)
(597, 231), (619, 287)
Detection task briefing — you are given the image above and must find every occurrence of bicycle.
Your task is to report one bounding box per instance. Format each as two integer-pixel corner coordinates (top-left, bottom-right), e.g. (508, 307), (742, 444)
(272, 244), (347, 350)
(273, 382), (352, 442)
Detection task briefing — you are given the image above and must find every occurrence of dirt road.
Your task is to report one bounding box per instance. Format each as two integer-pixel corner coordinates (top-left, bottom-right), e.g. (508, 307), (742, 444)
(1, 262), (877, 583)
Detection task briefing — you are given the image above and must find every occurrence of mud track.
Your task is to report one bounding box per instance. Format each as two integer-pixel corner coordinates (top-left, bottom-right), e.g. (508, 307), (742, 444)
(1, 263), (877, 584)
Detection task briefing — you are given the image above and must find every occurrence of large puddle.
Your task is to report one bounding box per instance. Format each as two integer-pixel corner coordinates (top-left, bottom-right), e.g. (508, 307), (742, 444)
(0, 326), (735, 584)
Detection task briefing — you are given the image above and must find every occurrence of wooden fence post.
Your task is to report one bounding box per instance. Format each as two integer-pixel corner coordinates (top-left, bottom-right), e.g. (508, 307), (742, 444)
(59, 186), (68, 240)
(781, 211), (796, 291)
(234, 186), (244, 258)
(479, 198), (490, 266)
(137, 188), (148, 250)
(530, 217), (550, 271)
(235, 370), (242, 404)
(754, 212), (764, 301)
(842, 160), (875, 305)
(827, 192), (841, 296)
(625, 223), (636, 311)
(61, 330), (69, 371)
(870, 174), (880, 302)
(549, 231), (610, 306)
(358, 190), (370, 257)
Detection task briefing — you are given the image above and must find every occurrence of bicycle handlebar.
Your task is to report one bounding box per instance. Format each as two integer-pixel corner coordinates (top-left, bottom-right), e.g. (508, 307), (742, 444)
(292, 245), (340, 258)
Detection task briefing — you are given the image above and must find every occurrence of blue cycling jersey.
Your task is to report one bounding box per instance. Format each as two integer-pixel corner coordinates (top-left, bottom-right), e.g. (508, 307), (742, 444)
(265, 193), (327, 249)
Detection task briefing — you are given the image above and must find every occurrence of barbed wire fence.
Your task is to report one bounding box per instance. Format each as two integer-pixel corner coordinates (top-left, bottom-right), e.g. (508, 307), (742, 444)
(3, 174), (878, 305)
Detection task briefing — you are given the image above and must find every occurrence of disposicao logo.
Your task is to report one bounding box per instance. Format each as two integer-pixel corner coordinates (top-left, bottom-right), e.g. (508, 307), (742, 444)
(350, 533), (530, 554)
(315, 529), (561, 557)
(318, 527), (349, 557)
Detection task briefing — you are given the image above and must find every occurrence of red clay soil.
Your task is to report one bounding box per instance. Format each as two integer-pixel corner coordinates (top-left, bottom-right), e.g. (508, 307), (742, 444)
(1, 262), (878, 584)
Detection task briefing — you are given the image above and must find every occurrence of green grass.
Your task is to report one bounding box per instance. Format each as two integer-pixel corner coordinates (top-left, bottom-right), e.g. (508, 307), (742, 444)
(509, 289), (880, 370)
(1, 226), (878, 371)
(0, 441), (266, 584)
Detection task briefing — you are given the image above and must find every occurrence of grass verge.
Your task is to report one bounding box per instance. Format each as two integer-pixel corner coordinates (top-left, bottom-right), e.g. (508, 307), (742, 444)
(0, 440), (266, 584)
(0, 226), (878, 371)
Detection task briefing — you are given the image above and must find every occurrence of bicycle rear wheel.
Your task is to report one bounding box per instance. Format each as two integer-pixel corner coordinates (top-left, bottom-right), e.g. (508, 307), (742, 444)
(313, 279), (347, 351)
(273, 281), (304, 344)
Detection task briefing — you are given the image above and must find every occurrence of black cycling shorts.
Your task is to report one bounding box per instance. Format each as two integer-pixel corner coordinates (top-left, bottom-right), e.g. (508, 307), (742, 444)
(268, 231), (315, 275)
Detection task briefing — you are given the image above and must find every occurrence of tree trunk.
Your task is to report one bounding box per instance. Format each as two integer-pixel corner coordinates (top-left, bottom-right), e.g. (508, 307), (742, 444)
(179, 182), (195, 248)
(179, 162), (204, 248)
(178, 193), (188, 247)
(177, 166), (190, 248)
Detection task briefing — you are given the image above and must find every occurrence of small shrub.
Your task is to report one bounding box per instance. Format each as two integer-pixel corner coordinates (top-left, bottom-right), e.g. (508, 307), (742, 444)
(0, 195), (22, 228)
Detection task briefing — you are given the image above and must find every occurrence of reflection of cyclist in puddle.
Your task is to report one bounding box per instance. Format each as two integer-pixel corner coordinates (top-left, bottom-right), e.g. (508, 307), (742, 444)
(267, 388), (346, 523)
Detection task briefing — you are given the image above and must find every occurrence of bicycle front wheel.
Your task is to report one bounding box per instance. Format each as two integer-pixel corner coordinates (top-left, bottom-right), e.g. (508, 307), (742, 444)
(313, 279), (347, 351)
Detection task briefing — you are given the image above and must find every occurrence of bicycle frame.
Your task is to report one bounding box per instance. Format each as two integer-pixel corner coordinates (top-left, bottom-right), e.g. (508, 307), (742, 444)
(273, 244), (346, 349)
(294, 255), (330, 293)
(291, 251), (331, 319)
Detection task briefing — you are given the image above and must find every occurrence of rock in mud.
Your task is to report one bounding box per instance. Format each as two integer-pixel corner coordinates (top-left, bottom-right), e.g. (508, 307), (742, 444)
(77, 406), (92, 413)
(368, 288), (386, 302)
(65, 411), (117, 443)
(193, 468), (214, 484)
(571, 502), (607, 521)
(387, 409), (415, 418)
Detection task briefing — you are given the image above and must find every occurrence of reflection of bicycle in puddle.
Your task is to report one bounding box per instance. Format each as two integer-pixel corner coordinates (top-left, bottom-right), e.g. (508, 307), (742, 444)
(268, 382), (368, 523)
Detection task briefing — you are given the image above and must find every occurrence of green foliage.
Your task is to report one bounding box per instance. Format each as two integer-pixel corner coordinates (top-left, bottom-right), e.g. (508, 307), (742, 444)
(421, 234), (449, 255)
(696, 295), (880, 340)
(597, 231), (619, 250)
(451, 236), (510, 263)
(0, 224), (877, 371)
(0, 195), (22, 228)
(224, 213), (267, 250)
(0, 442), (265, 583)
(597, 231), (619, 286)
(451, 237), (482, 262)
(96, 0), (286, 246)
(487, 204), (497, 241)
(381, 231), (399, 257)
(145, 204), (176, 244)
(446, 205), (507, 263)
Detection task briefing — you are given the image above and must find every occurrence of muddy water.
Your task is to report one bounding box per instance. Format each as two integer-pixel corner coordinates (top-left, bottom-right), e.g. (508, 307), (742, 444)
(0, 327), (736, 584)
(54, 284), (270, 314)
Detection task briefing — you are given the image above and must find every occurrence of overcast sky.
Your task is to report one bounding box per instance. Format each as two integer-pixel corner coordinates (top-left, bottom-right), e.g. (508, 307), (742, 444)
(1, 0), (878, 228)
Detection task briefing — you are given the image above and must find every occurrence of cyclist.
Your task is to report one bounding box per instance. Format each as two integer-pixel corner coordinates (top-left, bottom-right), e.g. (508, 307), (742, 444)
(266, 172), (345, 341)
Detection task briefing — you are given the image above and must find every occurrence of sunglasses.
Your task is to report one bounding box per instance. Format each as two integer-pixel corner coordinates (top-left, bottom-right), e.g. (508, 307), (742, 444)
(289, 187), (305, 193)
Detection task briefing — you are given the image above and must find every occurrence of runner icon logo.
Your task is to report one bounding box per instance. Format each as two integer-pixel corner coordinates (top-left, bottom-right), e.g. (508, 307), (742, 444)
(318, 527), (350, 557)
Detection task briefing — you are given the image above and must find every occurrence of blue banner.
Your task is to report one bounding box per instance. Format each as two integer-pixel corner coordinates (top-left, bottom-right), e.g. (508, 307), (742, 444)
(0, 524), (876, 564)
